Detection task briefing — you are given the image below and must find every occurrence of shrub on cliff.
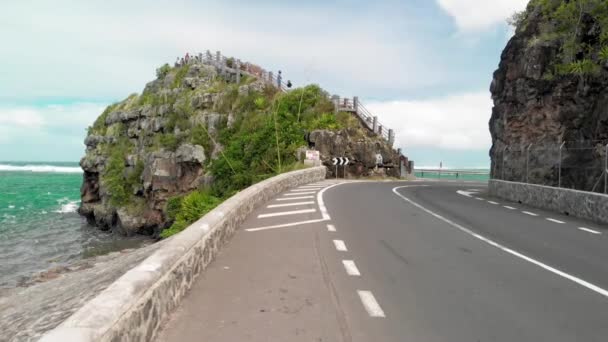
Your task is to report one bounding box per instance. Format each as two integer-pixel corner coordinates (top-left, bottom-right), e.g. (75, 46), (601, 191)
(513, 0), (608, 76)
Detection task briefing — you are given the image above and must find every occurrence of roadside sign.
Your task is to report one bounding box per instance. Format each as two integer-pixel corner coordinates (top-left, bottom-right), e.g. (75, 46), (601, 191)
(306, 150), (320, 160)
(332, 157), (350, 166)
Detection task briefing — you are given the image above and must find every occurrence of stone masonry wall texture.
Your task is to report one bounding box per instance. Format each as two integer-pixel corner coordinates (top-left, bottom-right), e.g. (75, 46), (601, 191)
(40, 166), (326, 342)
(489, 180), (608, 225)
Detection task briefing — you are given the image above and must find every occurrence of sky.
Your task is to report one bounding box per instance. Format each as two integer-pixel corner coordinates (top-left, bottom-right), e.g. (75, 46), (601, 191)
(0, 0), (529, 167)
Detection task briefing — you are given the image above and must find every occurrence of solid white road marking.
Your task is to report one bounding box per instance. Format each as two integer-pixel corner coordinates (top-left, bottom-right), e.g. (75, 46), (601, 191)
(357, 291), (386, 318)
(392, 186), (608, 299)
(522, 211), (539, 217)
(246, 183), (343, 232)
(276, 196), (314, 201)
(267, 201), (314, 208)
(291, 189), (319, 193)
(504, 206), (517, 210)
(258, 209), (316, 218)
(327, 224), (337, 232)
(457, 190), (477, 198)
(298, 186), (324, 189)
(342, 260), (361, 276)
(546, 218), (565, 224)
(246, 219), (326, 232)
(579, 227), (602, 235)
(488, 201), (499, 205)
(284, 192), (316, 196)
(333, 240), (348, 252)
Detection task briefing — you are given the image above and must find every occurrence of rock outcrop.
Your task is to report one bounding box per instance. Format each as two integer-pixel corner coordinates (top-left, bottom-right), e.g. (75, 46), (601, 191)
(80, 56), (403, 236)
(490, 1), (608, 191)
(308, 129), (400, 178)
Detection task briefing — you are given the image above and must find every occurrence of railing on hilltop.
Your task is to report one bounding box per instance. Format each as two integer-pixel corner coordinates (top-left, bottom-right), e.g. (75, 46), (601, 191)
(176, 50), (396, 146)
(176, 50), (289, 92)
(332, 96), (394, 145)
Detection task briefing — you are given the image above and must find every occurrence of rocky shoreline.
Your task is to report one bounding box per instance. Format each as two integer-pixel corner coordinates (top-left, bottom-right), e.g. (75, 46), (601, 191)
(0, 240), (161, 341)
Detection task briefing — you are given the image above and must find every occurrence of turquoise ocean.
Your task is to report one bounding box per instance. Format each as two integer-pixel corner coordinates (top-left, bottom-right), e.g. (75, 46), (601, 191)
(0, 162), (149, 289)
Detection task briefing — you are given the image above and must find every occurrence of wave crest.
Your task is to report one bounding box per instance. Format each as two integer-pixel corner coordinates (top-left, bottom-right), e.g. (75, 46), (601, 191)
(0, 164), (82, 174)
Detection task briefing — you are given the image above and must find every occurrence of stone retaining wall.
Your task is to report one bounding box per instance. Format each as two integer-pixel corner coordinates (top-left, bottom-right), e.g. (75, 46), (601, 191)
(489, 180), (608, 225)
(40, 166), (326, 342)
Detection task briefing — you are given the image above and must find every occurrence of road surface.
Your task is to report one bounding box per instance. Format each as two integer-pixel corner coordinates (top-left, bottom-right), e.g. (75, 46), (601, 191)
(157, 179), (608, 342)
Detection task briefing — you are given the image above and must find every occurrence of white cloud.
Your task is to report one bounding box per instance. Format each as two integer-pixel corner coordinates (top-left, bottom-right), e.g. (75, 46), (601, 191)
(366, 91), (492, 150)
(437, 0), (528, 32)
(0, 103), (106, 143)
(0, 1), (443, 102)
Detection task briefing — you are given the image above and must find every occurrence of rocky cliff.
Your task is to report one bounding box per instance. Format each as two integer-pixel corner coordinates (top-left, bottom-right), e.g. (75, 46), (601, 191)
(80, 56), (402, 236)
(490, 0), (608, 191)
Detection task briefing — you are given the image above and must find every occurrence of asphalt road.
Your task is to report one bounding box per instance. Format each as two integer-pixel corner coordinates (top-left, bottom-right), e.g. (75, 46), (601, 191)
(158, 179), (608, 342)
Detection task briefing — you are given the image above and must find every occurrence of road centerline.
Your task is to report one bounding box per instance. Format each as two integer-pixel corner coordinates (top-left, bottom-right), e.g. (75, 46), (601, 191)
(342, 260), (361, 276)
(333, 240), (348, 252)
(357, 291), (385, 318)
(546, 218), (565, 224)
(522, 211), (539, 217)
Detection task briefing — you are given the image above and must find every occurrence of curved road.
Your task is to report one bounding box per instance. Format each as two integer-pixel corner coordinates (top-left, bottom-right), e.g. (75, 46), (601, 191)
(158, 180), (608, 342)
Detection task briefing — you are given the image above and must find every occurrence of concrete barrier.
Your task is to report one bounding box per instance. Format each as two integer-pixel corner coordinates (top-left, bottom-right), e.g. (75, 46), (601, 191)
(489, 179), (608, 225)
(40, 166), (326, 342)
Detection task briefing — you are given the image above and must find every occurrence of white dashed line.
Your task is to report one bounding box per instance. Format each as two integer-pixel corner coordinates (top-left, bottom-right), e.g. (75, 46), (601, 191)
(504, 206), (516, 210)
(546, 218), (565, 224)
(327, 224), (336, 232)
(284, 192), (316, 196)
(333, 240), (348, 252)
(522, 211), (539, 217)
(267, 201), (314, 208)
(393, 186), (608, 300)
(475, 197), (484, 201)
(276, 196), (314, 201)
(488, 201), (499, 205)
(342, 260), (361, 276)
(357, 291), (385, 318)
(291, 189), (319, 193)
(257, 209), (316, 218)
(579, 227), (602, 235)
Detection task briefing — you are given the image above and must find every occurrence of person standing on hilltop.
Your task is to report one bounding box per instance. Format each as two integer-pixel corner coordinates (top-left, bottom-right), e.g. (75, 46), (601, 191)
(277, 70), (283, 88)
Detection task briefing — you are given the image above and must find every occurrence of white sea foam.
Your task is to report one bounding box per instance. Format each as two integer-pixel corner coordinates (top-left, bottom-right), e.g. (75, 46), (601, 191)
(8, 205), (15, 209)
(0, 164), (83, 173)
(54, 201), (80, 214)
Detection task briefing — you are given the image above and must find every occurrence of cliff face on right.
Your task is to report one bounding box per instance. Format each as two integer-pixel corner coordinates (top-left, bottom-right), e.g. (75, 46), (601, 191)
(490, 0), (608, 191)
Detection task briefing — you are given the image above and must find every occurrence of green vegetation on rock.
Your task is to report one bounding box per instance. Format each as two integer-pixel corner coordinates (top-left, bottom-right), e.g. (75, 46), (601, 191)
(83, 60), (368, 238)
(512, 0), (608, 76)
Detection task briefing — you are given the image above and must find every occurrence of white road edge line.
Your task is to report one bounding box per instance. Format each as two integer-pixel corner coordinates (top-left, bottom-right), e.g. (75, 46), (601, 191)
(392, 186), (608, 299)
(503, 206), (517, 210)
(342, 260), (361, 276)
(333, 240), (348, 252)
(267, 201), (315, 208)
(522, 211), (539, 217)
(276, 196), (314, 201)
(327, 224), (337, 232)
(546, 218), (565, 224)
(257, 209), (316, 218)
(488, 201), (499, 205)
(579, 227), (602, 235)
(284, 192), (316, 196)
(246, 183), (343, 232)
(357, 290), (386, 318)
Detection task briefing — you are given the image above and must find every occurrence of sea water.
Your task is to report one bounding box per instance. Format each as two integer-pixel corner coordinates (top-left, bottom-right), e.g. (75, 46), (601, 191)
(0, 162), (149, 288)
